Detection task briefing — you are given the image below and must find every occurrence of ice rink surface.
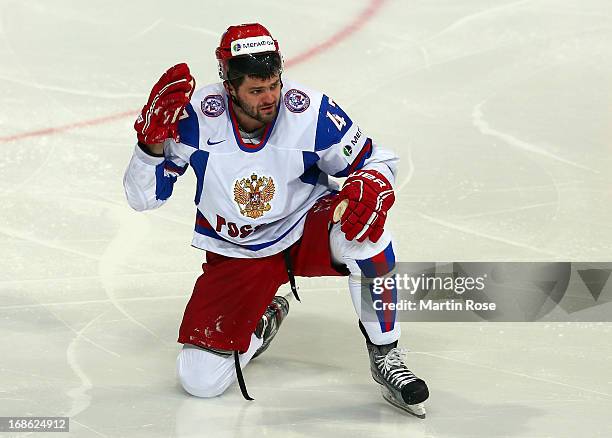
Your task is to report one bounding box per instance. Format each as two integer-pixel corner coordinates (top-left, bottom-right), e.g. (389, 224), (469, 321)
(1, 0), (611, 436)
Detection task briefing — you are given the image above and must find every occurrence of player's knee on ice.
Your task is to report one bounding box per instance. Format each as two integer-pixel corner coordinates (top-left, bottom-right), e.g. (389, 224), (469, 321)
(176, 334), (263, 398)
(176, 346), (234, 398)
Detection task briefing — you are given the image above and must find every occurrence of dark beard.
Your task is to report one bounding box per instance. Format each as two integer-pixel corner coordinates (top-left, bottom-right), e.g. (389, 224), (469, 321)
(236, 97), (276, 124)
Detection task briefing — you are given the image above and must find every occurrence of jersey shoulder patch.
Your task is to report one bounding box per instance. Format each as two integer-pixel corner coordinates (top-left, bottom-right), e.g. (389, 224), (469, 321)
(201, 94), (226, 117)
(190, 83), (226, 118)
(284, 88), (310, 113)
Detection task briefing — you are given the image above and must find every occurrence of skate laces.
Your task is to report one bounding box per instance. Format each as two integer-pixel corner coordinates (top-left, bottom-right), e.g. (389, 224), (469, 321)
(383, 347), (408, 369)
(378, 347), (419, 387)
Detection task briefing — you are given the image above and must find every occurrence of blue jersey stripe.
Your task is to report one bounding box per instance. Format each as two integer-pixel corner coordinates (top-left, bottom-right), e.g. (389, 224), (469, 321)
(163, 160), (188, 175)
(349, 138), (373, 173)
(190, 150), (209, 205)
(193, 207), (312, 252)
(300, 151), (322, 185)
(314, 95), (353, 151)
(154, 162), (177, 201)
(177, 103), (200, 148)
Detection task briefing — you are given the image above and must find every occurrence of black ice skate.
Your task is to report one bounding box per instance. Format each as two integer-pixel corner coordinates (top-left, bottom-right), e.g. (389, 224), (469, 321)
(252, 295), (289, 359)
(361, 323), (429, 418)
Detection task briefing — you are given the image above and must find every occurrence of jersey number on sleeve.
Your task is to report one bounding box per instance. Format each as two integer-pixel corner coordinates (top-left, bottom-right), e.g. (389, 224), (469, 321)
(325, 96), (347, 131)
(326, 111), (346, 131)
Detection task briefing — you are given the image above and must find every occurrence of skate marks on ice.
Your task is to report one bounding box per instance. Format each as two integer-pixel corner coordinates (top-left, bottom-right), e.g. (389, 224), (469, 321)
(472, 101), (598, 173)
(416, 212), (559, 257)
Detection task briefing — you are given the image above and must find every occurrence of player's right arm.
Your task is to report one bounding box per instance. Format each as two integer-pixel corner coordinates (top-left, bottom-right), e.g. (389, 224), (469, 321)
(123, 64), (195, 211)
(123, 141), (189, 211)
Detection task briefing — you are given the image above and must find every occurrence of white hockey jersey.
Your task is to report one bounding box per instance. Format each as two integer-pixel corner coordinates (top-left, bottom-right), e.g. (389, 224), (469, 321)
(123, 79), (398, 258)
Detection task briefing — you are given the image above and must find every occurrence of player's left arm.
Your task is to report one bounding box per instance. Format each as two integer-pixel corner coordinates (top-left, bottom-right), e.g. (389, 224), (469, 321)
(313, 95), (399, 243)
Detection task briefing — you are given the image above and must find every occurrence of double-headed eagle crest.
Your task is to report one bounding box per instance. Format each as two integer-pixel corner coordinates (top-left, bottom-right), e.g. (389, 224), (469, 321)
(233, 173), (275, 219)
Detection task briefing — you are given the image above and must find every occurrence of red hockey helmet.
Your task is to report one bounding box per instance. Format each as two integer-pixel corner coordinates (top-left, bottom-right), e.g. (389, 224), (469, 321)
(215, 23), (283, 81)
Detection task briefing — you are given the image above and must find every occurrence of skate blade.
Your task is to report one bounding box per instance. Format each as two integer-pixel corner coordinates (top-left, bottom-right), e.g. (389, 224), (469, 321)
(380, 387), (426, 419)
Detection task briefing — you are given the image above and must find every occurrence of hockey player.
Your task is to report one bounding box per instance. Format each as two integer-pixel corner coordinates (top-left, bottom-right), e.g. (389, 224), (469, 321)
(124, 23), (429, 417)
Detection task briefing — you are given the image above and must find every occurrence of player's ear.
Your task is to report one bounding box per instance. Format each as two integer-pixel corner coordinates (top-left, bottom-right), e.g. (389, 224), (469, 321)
(223, 81), (237, 99)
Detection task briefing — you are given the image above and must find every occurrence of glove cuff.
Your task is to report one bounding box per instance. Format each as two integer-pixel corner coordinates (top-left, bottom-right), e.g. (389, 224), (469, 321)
(137, 141), (164, 158)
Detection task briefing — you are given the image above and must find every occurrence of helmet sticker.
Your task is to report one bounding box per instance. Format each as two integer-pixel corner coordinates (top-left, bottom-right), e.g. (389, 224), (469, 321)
(230, 36), (276, 56)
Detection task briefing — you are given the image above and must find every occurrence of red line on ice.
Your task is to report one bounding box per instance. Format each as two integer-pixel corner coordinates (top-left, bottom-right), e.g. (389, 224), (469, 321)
(0, 110), (138, 143)
(0, 0), (386, 144)
(284, 0), (385, 68)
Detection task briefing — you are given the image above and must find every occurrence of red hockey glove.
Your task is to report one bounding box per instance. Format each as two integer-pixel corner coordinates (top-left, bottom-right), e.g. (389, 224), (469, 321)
(335, 169), (395, 243)
(134, 63), (195, 145)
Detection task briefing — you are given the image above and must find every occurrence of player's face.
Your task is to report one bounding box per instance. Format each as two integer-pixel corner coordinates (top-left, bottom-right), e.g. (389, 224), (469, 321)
(233, 74), (281, 125)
